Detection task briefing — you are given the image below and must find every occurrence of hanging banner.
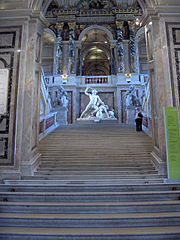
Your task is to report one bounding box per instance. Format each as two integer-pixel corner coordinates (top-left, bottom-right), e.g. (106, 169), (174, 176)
(0, 69), (9, 114)
(164, 107), (180, 179)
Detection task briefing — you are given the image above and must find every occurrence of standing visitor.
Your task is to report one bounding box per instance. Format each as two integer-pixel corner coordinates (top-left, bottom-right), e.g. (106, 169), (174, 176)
(135, 108), (143, 131)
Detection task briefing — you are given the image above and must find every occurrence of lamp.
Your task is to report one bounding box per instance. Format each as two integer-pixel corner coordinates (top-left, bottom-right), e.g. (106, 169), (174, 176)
(62, 74), (68, 84)
(125, 73), (131, 83)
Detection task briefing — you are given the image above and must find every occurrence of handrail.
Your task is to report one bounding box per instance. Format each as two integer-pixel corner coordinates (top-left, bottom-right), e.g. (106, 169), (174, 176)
(41, 67), (52, 111)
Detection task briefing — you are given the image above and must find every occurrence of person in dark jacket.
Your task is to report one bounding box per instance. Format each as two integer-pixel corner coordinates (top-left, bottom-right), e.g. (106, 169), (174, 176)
(135, 108), (143, 131)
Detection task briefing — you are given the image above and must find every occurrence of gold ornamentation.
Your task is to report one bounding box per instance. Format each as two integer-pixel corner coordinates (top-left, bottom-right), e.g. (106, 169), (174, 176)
(56, 23), (64, 29)
(116, 21), (124, 29)
(68, 22), (76, 29)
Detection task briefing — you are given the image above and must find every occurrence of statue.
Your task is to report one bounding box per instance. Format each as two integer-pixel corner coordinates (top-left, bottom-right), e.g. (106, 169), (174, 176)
(108, 108), (115, 118)
(80, 87), (109, 119)
(52, 85), (68, 110)
(61, 92), (68, 110)
(52, 85), (68, 125)
(96, 105), (109, 119)
(125, 85), (140, 107)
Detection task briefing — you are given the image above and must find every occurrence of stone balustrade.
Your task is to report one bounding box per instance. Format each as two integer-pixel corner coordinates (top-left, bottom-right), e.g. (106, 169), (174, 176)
(85, 77), (108, 84)
(39, 112), (58, 140)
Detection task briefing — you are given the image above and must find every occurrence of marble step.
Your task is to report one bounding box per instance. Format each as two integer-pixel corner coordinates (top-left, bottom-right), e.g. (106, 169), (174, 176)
(1, 200), (180, 214)
(2, 183), (180, 192)
(38, 164), (154, 169)
(1, 212), (180, 228)
(34, 170), (158, 175)
(40, 157), (153, 161)
(1, 191), (180, 202)
(14, 177), (165, 184)
(0, 226), (180, 240)
(37, 168), (156, 172)
(38, 162), (154, 167)
(36, 167), (156, 172)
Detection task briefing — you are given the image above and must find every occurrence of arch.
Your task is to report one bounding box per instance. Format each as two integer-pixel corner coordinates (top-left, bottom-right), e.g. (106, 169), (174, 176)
(79, 25), (114, 42)
(29, 0), (155, 12)
(43, 28), (57, 41)
(135, 26), (145, 42)
(82, 44), (111, 60)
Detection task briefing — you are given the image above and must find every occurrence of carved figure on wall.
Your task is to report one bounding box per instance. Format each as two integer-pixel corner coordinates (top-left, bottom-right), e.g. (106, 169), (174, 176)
(61, 92), (68, 110)
(52, 85), (68, 110)
(125, 85), (140, 107)
(80, 87), (109, 118)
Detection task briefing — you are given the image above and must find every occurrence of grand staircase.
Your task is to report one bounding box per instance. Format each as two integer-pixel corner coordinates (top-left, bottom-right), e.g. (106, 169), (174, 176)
(0, 123), (180, 239)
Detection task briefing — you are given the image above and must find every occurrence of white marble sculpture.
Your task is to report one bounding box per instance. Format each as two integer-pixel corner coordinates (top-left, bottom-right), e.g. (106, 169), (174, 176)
(60, 91), (68, 109)
(52, 85), (68, 125)
(80, 87), (116, 120)
(125, 84), (139, 107)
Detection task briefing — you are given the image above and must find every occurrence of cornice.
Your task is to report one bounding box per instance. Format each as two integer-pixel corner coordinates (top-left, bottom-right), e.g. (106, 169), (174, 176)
(0, 9), (49, 27)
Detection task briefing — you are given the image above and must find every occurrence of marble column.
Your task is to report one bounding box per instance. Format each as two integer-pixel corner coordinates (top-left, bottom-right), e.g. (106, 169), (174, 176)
(55, 23), (63, 75)
(116, 21), (124, 73)
(128, 21), (138, 73)
(111, 45), (115, 75)
(20, 14), (49, 175)
(68, 22), (76, 74)
(77, 46), (82, 76)
(144, 15), (175, 174)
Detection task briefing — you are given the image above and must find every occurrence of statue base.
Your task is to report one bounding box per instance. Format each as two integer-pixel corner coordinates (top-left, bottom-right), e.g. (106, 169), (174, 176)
(126, 106), (136, 125)
(53, 106), (68, 125)
(76, 117), (117, 124)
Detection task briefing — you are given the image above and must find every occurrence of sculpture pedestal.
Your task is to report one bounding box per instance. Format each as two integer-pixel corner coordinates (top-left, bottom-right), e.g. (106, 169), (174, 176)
(126, 106), (136, 125)
(54, 106), (68, 125)
(76, 117), (117, 124)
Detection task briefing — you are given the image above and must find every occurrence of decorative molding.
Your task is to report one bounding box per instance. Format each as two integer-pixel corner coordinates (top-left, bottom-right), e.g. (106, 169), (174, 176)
(174, 48), (180, 103)
(0, 137), (8, 159)
(0, 32), (16, 49)
(67, 91), (73, 124)
(172, 28), (180, 45)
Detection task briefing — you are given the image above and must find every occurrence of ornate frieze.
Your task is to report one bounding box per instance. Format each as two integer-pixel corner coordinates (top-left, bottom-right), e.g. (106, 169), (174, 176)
(76, 16), (115, 24)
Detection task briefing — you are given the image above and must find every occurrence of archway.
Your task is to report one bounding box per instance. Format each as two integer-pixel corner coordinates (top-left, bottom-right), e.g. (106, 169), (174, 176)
(80, 28), (112, 76)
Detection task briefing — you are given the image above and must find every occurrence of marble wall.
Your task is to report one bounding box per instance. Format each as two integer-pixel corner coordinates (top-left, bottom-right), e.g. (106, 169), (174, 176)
(0, 27), (21, 166)
(167, 24), (180, 107)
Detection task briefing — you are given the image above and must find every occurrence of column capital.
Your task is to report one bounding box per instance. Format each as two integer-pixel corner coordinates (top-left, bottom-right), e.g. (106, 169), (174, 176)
(68, 22), (76, 29)
(128, 21), (136, 29)
(56, 22), (64, 29)
(116, 21), (124, 29)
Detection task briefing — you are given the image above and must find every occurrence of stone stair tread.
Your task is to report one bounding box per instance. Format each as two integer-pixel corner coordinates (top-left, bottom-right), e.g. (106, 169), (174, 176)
(1, 226), (180, 235)
(1, 190), (180, 195)
(1, 200), (180, 206)
(3, 181), (168, 186)
(2, 182), (178, 189)
(1, 212), (180, 218)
